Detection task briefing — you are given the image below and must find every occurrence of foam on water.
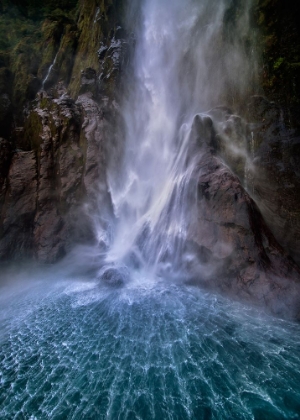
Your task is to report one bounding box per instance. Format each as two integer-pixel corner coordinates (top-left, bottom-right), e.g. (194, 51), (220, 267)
(0, 278), (300, 419)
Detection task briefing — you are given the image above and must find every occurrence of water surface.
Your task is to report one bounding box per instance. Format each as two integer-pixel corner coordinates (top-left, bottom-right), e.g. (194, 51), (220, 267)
(1, 275), (299, 419)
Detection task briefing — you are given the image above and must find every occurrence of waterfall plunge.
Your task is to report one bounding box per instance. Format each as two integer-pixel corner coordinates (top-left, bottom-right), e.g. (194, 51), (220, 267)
(104, 0), (256, 281)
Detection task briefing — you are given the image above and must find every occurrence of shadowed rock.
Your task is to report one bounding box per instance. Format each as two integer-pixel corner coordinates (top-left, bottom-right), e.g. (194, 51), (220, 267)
(0, 93), (110, 263)
(186, 115), (300, 320)
(246, 95), (300, 266)
(101, 267), (129, 287)
(0, 151), (37, 260)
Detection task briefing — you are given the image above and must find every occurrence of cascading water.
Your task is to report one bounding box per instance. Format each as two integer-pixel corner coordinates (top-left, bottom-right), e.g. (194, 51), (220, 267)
(105, 0), (256, 279)
(42, 48), (60, 90)
(1, 1), (300, 419)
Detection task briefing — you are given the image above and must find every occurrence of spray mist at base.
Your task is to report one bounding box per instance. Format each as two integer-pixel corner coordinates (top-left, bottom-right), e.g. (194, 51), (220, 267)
(1, 270), (300, 419)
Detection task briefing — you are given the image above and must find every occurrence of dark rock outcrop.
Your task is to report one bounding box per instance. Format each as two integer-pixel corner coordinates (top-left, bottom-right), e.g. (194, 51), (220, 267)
(0, 151), (37, 260)
(32, 94), (84, 262)
(0, 89), (115, 262)
(100, 266), (129, 287)
(255, 0), (300, 129)
(246, 96), (300, 265)
(185, 114), (300, 320)
(0, 0), (127, 262)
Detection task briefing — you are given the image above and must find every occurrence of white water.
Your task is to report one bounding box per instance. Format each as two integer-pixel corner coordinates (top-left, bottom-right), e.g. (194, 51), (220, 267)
(105, 0), (256, 277)
(42, 50), (59, 90)
(1, 271), (300, 419)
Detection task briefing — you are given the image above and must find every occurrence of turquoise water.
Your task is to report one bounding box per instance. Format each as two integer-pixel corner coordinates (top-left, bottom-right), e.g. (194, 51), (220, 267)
(0, 275), (300, 419)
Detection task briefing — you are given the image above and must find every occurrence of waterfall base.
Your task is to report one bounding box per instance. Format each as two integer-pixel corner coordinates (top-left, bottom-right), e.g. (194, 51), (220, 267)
(0, 276), (300, 419)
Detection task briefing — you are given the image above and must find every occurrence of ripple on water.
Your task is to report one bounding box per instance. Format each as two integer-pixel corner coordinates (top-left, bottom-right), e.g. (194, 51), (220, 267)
(0, 280), (300, 419)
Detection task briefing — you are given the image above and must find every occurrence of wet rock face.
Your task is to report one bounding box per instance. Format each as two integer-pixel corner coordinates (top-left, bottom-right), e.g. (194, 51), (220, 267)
(79, 68), (98, 96)
(0, 152), (37, 260)
(0, 138), (12, 189)
(185, 114), (300, 320)
(0, 96), (82, 262)
(0, 93), (13, 138)
(32, 94), (84, 262)
(0, 0), (127, 262)
(246, 95), (300, 266)
(0, 91), (112, 263)
(199, 98), (300, 270)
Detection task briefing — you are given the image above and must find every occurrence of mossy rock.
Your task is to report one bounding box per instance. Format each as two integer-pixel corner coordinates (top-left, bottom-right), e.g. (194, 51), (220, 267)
(23, 110), (43, 151)
(0, 0), (79, 128)
(255, 0), (300, 112)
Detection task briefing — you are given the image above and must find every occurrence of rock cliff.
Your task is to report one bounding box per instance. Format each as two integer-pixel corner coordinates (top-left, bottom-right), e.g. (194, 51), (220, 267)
(0, 0), (127, 262)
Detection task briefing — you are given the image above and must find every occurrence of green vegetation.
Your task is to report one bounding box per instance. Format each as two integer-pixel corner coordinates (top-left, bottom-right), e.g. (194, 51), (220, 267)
(0, 1), (78, 54)
(255, 0), (300, 110)
(1, 0), (78, 20)
(0, 0), (79, 131)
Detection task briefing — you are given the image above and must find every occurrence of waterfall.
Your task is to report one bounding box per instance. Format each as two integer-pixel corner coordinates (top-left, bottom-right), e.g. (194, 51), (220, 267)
(41, 50), (59, 90)
(105, 0), (256, 278)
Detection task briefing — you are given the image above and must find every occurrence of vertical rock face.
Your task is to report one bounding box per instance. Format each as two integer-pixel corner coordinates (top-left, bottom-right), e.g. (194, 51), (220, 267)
(0, 138), (12, 199)
(30, 95), (84, 262)
(0, 95), (85, 262)
(244, 96), (300, 266)
(0, 152), (37, 259)
(0, 0), (128, 262)
(248, 2), (300, 267)
(0, 87), (118, 262)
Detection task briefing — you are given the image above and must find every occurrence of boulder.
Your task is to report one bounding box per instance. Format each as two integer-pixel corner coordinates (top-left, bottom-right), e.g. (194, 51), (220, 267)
(101, 266), (129, 287)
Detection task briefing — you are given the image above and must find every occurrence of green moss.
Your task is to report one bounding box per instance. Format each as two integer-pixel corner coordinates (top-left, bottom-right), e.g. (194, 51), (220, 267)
(23, 111), (43, 150)
(50, 24), (78, 85)
(39, 97), (49, 109)
(273, 57), (285, 70)
(68, 0), (125, 98)
(68, 0), (100, 97)
(0, 0), (79, 125)
(255, 0), (300, 117)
